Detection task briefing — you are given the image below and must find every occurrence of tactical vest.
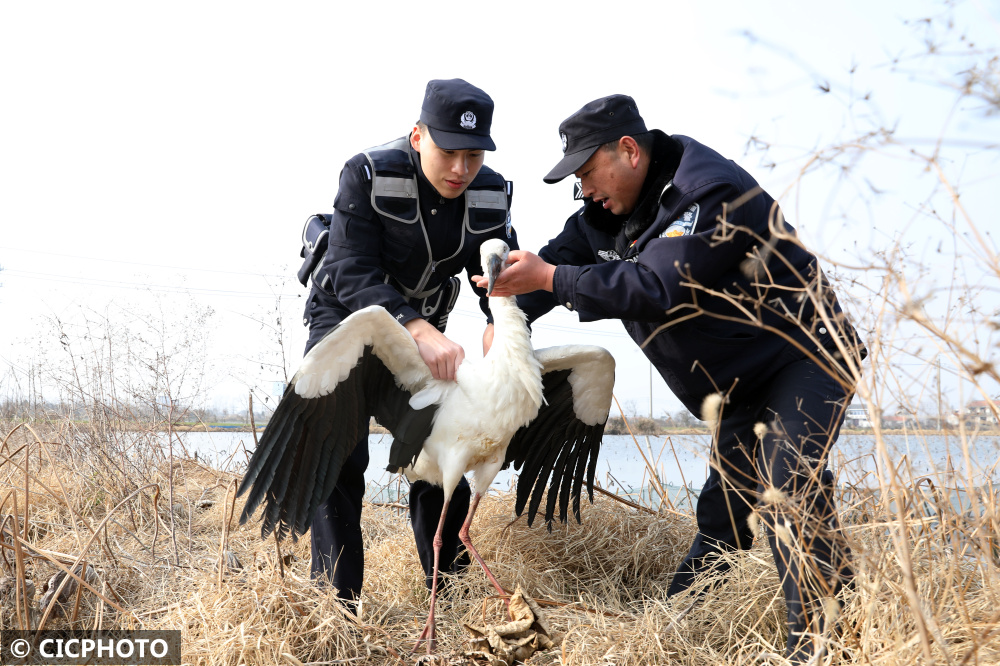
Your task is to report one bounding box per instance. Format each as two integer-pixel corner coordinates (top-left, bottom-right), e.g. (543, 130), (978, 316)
(298, 137), (512, 327)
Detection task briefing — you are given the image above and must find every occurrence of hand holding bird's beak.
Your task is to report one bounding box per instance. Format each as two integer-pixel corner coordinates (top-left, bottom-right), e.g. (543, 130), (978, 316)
(472, 251), (556, 297)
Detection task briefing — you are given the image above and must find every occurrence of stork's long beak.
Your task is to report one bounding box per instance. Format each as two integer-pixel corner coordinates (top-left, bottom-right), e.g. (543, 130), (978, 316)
(486, 252), (504, 296)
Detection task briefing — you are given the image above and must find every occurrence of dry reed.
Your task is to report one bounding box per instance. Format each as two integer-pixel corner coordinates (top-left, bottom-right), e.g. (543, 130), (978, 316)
(3, 414), (1000, 664)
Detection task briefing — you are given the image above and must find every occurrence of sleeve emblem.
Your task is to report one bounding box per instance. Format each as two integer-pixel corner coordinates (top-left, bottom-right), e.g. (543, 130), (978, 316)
(660, 203), (700, 238)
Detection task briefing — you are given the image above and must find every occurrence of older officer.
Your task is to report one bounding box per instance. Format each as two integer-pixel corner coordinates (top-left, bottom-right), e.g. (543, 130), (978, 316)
(477, 95), (863, 661)
(299, 79), (516, 610)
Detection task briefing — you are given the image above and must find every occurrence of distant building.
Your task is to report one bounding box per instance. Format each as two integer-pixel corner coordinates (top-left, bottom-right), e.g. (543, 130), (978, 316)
(881, 414), (918, 430)
(965, 400), (999, 428)
(845, 403), (873, 429)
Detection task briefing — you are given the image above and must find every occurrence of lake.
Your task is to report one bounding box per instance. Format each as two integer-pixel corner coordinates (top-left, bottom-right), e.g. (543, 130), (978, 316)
(173, 430), (1000, 506)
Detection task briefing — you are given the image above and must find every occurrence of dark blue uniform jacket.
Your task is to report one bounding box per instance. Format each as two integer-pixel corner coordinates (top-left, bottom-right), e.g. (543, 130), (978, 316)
(304, 137), (517, 343)
(518, 131), (865, 417)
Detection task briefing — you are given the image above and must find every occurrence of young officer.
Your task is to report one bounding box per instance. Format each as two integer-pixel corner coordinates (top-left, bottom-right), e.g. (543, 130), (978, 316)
(476, 95), (864, 662)
(299, 79), (516, 609)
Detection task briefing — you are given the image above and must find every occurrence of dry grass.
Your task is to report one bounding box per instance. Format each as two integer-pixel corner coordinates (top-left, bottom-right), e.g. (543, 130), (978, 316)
(3, 5), (997, 663)
(3, 417), (1000, 665)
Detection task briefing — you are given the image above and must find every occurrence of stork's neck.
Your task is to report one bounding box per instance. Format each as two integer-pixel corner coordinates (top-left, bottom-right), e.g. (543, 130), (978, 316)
(482, 293), (544, 420)
(485, 294), (537, 375)
(487, 295), (530, 349)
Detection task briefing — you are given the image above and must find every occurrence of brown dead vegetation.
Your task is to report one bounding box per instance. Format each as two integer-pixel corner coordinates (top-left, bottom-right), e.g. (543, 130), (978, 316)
(2, 418), (999, 665)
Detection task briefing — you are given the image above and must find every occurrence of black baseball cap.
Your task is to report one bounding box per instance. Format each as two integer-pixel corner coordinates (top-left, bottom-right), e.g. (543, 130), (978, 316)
(419, 79), (496, 151)
(543, 94), (647, 183)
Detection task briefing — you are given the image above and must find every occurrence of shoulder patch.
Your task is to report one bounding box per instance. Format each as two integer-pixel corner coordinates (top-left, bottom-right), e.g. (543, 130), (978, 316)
(597, 249), (620, 262)
(660, 203), (700, 238)
(505, 213), (513, 239)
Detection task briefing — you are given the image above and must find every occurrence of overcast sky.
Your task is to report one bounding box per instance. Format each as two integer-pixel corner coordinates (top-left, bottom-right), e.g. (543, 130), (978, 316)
(1, 1), (997, 417)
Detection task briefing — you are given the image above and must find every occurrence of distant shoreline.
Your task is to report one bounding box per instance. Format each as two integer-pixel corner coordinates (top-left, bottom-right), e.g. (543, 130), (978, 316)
(165, 424), (998, 437)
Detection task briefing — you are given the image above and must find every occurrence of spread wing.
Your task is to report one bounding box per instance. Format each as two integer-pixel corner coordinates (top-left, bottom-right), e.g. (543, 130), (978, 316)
(236, 305), (434, 541)
(503, 345), (615, 528)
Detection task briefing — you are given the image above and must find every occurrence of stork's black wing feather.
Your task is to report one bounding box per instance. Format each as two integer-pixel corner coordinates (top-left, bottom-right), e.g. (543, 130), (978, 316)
(369, 361), (438, 472)
(504, 358), (611, 529)
(262, 392), (329, 540)
(509, 371), (573, 522)
(238, 354), (370, 541)
(237, 381), (314, 524)
(237, 307), (433, 541)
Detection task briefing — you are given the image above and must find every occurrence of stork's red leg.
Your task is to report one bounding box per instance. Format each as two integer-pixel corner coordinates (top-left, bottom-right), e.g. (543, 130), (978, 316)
(412, 497), (450, 655)
(459, 492), (509, 606)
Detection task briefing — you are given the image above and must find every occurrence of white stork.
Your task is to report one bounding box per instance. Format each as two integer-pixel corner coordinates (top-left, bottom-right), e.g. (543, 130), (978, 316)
(238, 238), (615, 653)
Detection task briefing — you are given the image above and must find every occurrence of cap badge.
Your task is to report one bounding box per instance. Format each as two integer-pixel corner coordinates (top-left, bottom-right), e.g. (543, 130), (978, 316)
(459, 111), (477, 130)
(560, 132), (568, 152)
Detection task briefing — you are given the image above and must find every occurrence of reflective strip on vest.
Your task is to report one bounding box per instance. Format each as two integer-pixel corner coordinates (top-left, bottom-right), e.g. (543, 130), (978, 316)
(373, 176), (417, 200)
(466, 189), (507, 210)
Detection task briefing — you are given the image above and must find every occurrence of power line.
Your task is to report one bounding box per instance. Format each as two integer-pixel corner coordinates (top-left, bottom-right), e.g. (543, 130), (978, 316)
(0, 245), (290, 280)
(5, 264), (634, 339)
(2, 269), (301, 300)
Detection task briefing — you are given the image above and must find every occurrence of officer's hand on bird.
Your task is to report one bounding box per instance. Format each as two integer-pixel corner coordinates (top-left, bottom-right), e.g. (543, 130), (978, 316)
(472, 250), (555, 297)
(404, 318), (465, 381)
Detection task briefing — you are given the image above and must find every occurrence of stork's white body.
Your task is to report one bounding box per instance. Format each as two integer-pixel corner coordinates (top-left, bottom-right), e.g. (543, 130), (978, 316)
(242, 239), (614, 655)
(406, 295), (543, 498)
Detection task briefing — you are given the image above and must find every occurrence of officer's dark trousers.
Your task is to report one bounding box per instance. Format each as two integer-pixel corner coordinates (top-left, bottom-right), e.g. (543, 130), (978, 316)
(666, 357), (854, 660)
(310, 435), (471, 605)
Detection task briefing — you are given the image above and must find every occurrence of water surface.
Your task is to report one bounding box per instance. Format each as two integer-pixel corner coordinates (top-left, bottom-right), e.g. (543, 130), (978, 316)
(174, 431), (1000, 505)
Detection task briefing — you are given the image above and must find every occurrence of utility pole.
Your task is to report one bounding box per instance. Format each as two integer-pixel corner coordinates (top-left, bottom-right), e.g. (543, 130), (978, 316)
(649, 362), (653, 419)
(937, 356), (943, 431)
